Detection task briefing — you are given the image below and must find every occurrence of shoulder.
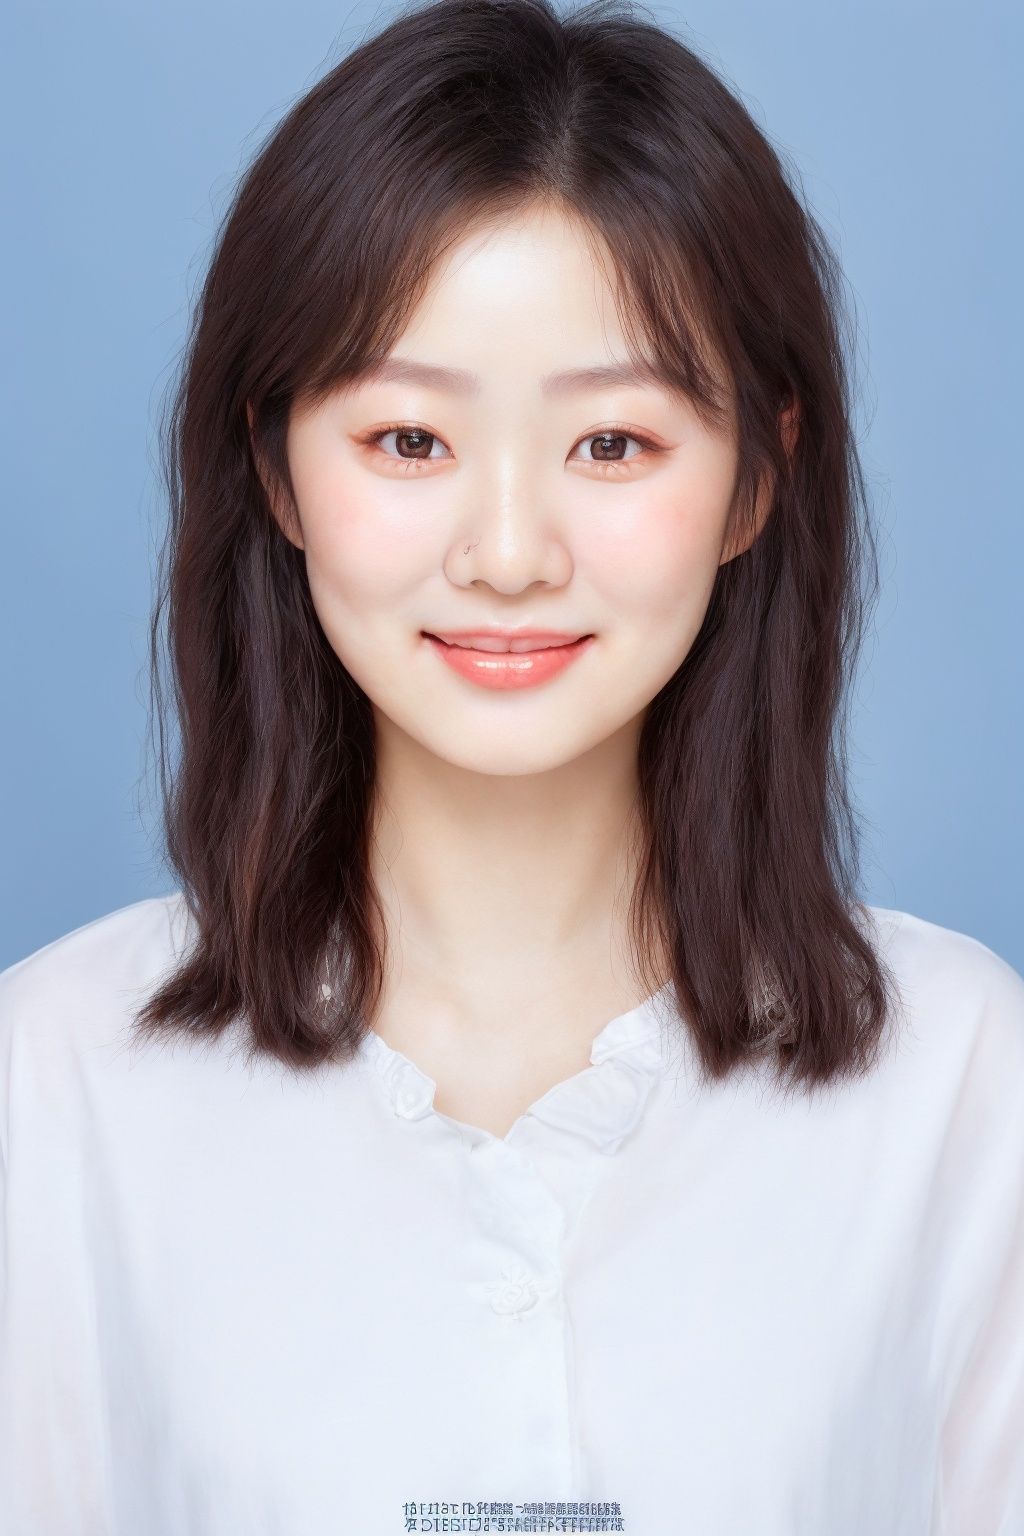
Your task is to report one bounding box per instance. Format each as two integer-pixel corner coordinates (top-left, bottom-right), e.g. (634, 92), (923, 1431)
(0, 891), (191, 1053)
(862, 901), (1024, 1097)
(0, 892), (193, 1171)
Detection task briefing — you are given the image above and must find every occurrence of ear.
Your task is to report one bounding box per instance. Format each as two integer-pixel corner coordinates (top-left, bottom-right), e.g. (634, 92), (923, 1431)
(246, 400), (305, 551)
(719, 396), (801, 566)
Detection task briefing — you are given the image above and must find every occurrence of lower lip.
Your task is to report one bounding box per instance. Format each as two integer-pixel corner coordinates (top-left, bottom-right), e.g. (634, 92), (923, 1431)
(422, 633), (596, 690)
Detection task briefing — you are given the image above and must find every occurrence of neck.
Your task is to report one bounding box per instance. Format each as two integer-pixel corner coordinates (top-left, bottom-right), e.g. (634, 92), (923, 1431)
(367, 714), (660, 1020)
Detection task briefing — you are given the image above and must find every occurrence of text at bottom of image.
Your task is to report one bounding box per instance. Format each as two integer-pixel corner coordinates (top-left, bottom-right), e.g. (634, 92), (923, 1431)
(403, 1500), (626, 1531)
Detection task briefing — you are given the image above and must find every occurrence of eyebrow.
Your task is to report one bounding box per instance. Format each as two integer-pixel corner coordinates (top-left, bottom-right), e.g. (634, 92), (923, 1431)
(359, 355), (670, 398)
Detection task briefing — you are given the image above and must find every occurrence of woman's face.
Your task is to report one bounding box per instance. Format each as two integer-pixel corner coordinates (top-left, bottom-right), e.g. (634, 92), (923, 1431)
(274, 204), (760, 777)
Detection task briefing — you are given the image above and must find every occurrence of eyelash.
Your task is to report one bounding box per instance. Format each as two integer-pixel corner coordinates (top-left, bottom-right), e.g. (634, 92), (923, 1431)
(357, 423), (662, 475)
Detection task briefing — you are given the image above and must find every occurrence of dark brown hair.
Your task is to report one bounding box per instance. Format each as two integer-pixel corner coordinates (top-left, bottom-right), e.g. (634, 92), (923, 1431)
(136, 0), (902, 1096)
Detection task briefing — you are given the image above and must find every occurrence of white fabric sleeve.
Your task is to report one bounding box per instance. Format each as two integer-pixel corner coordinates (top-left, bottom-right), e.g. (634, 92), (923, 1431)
(932, 944), (1024, 1534)
(0, 962), (114, 1536)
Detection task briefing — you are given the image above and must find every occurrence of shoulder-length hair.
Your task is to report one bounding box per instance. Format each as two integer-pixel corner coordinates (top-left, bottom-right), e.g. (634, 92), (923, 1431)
(135, 0), (903, 1095)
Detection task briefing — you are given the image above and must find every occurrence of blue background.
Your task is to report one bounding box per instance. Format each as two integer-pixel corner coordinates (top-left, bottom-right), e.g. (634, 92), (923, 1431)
(3, 0), (1021, 972)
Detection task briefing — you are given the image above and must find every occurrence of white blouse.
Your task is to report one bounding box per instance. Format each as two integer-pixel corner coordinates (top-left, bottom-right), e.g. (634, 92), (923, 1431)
(0, 891), (1022, 1535)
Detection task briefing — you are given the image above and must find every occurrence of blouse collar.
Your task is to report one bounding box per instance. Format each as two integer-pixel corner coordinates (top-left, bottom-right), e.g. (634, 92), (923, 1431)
(357, 980), (680, 1155)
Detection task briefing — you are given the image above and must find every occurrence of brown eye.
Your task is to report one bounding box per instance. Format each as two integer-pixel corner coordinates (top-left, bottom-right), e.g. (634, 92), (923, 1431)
(356, 425), (454, 471)
(384, 428), (438, 459)
(588, 433), (631, 461)
(574, 428), (656, 466)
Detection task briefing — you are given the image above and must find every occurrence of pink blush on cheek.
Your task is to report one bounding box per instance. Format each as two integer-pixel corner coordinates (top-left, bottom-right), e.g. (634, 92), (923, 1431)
(586, 508), (713, 605)
(311, 495), (437, 585)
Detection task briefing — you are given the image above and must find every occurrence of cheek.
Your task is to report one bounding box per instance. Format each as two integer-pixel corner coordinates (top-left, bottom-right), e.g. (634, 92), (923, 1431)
(301, 486), (434, 612)
(287, 414), (442, 599)
(582, 478), (728, 621)
(301, 502), (422, 684)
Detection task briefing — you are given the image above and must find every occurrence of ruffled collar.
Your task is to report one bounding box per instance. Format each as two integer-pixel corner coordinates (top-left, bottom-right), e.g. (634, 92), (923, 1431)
(357, 979), (681, 1155)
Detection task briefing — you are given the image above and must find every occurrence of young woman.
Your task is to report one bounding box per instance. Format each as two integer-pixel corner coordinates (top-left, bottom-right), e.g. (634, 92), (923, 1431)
(1, 1), (1021, 1531)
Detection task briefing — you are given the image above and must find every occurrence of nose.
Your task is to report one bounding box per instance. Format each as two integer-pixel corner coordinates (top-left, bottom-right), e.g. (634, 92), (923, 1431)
(445, 454), (574, 594)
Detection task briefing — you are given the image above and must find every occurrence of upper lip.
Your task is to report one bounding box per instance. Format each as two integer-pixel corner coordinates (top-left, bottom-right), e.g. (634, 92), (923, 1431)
(424, 627), (592, 652)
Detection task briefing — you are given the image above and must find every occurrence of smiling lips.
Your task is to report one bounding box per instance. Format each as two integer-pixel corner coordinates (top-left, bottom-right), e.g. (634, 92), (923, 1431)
(422, 628), (596, 689)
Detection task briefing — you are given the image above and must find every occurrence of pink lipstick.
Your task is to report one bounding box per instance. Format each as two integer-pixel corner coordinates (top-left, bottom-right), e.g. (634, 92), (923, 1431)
(421, 629), (596, 691)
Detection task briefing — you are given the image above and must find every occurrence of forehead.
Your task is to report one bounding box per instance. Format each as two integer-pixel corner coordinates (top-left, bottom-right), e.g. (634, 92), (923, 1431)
(343, 208), (681, 398)
(303, 201), (734, 430)
(431, 200), (620, 292)
(382, 203), (633, 347)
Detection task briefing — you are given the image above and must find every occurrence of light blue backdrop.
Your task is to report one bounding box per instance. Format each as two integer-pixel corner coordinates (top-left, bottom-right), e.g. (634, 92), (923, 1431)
(3, 0), (1021, 972)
